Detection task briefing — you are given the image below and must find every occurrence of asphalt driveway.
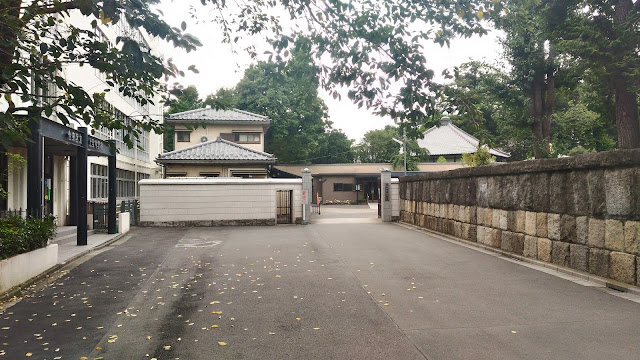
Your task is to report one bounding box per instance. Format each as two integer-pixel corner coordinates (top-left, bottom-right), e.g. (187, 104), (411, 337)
(1, 206), (639, 359)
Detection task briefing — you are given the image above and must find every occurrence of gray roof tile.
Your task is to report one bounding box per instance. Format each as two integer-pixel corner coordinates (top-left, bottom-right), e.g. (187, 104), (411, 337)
(417, 118), (510, 158)
(157, 137), (276, 163)
(165, 108), (270, 123)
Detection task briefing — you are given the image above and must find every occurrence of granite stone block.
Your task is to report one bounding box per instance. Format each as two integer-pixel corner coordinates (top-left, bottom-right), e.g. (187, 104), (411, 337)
(507, 210), (517, 232)
(493, 210), (502, 230)
(488, 177), (502, 209)
(501, 231), (515, 252)
(516, 210), (526, 233)
(484, 208), (493, 227)
(569, 171), (589, 215)
(477, 207), (486, 226)
(560, 214), (577, 243)
(605, 219), (624, 252)
(536, 212), (548, 238)
(589, 248), (610, 278)
(499, 210), (508, 230)
(570, 244), (589, 272)
(549, 172), (567, 214)
(469, 224), (478, 242)
(609, 252), (636, 285)
(605, 168), (633, 216)
(532, 172), (550, 213)
(552, 241), (570, 267)
(524, 235), (538, 258)
(576, 216), (588, 245)
(547, 214), (561, 240)
(624, 221), (640, 256)
(489, 228), (502, 248)
(587, 170), (606, 217)
(476, 177), (489, 207)
(525, 211), (537, 236)
(538, 238), (552, 263)
(588, 218), (605, 248)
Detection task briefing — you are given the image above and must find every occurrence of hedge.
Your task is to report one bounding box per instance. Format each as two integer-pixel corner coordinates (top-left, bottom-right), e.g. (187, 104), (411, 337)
(0, 215), (56, 260)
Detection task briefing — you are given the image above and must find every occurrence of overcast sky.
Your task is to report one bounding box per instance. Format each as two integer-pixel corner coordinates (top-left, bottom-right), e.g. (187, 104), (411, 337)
(156, 1), (504, 142)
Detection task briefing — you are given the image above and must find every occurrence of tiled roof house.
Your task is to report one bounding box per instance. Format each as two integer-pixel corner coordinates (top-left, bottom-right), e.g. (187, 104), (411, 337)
(417, 117), (510, 162)
(158, 107), (276, 178)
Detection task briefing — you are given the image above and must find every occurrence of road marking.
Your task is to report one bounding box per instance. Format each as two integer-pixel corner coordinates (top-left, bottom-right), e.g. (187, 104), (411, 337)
(176, 238), (222, 248)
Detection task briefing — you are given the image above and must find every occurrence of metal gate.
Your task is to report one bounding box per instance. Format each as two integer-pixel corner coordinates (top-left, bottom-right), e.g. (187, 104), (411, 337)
(92, 202), (109, 232)
(276, 190), (292, 224)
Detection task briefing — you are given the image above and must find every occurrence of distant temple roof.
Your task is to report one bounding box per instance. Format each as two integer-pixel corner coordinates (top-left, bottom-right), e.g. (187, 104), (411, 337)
(165, 107), (270, 125)
(417, 117), (510, 158)
(156, 137), (276, 164)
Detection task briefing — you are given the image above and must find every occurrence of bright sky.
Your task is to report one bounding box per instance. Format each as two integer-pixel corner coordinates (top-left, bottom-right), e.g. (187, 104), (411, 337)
(156, 1), (504, 142)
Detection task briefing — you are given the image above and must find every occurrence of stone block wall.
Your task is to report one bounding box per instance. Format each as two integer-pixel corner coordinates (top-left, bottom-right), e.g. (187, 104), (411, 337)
(399, 149), (640, 286)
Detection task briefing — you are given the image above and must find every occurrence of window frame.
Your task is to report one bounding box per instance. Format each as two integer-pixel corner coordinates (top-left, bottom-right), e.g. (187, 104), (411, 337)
(176, 131), (191, 142)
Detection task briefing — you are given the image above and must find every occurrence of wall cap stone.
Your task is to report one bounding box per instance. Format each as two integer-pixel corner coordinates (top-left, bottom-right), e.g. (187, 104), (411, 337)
(400, 148), (640, 182)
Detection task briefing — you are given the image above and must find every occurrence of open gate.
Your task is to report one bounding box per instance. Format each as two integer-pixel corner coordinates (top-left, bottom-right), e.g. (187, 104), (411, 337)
(276, 190), (293, 224)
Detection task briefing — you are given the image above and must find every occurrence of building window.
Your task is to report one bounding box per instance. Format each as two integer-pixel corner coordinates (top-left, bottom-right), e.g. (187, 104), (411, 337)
(333, 183), (354, 192)
(166, 172), (187, 178)
(234, 133), (260, 144)
(136, 172), (150, 196)
(117, 169), (136, 198)
(176, 131), (191, 142)
(199, 172), (220, 178)
(91, 164), (109, 199)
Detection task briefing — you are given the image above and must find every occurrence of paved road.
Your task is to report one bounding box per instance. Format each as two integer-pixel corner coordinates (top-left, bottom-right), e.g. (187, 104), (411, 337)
(1, 207), (639, 359)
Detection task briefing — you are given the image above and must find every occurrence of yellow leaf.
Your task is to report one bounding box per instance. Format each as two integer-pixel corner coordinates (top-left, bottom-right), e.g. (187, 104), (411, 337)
(26, 353), (33, 357)
(99, 11), (111, 24)
(96, 346), (102, 350)
(211, 311), (222, 315)
(163, 345), (171, 350)
(477, 10), (484, 19)
(218, 342), (227, 346)
(211, 325), (219, 328)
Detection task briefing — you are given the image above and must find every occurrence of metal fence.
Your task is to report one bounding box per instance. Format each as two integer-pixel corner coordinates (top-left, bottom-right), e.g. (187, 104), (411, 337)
(0, 208), (40, 218)
(120, 199), (139, 226)
(92, 202), (109, 231)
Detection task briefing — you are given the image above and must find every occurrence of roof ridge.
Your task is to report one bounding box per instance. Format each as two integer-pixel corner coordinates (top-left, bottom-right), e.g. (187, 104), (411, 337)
(165, 107), (206, 117)
(157, 137), (221, 158)
(447, 122), (481, 147)
(215, 137), (275, 157)
(232, 108), (269, 119)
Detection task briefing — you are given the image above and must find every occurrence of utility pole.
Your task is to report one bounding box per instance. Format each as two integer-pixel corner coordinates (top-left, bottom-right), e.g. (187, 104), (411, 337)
(403, 128), (407, 176)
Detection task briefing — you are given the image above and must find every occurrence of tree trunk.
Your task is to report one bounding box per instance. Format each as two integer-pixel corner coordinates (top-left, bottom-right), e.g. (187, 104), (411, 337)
(612, 1), (640, 148)
(614, 77), (640, 148)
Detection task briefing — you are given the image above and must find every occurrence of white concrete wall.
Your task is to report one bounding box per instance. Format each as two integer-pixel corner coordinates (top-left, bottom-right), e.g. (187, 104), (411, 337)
(139, 178), (303, 225)
(391, 179), (400, 219)
(0, 244), (58, 294)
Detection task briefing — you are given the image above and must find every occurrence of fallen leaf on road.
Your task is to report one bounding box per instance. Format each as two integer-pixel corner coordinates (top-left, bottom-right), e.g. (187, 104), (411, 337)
(218, 342), (227, 346)
(211, 325), (219, 328)
(164, 345), (171, 350)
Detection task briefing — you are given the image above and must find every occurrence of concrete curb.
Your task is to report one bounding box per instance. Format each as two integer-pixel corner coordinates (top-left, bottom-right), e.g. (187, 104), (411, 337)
(0, 232), (127, 302)
(396, 221), (640, 297)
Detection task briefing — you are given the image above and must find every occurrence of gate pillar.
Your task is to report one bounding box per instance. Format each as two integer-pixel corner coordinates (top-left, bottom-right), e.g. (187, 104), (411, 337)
(381, 169), (392, 222)
(302, 168), (312, 224)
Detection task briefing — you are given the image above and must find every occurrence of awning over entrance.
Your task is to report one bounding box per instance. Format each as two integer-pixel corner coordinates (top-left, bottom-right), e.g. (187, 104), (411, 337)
(26, 116), (117, 245)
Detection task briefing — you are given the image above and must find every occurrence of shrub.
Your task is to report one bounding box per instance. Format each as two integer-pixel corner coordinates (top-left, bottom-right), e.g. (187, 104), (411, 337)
(0, 214), (56, 260)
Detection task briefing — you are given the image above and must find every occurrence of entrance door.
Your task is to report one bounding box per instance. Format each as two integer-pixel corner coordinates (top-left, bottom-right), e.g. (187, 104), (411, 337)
(276, 190), (292, 224)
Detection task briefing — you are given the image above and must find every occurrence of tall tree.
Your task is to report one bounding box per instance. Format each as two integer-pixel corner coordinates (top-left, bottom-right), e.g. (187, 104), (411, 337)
(355, 126), (401, 163)
(234, 38), (330, 164)
(0, 0), (201, 147)
(1, 0), (508, 149)
(550, 0), (640, 148)
(495, 0), (559, 158)
(310, 130), (355, 164)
